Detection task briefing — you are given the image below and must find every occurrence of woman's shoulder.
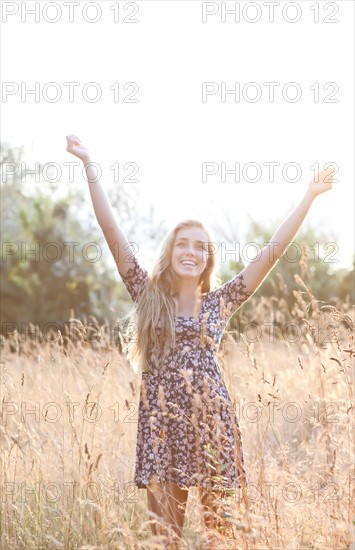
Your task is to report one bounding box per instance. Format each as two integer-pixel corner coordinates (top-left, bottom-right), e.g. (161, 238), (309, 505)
(118, 255), (149, 302)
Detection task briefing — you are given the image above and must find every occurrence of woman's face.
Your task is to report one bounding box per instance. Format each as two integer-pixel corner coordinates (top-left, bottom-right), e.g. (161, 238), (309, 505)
(171, 226), (210, 280)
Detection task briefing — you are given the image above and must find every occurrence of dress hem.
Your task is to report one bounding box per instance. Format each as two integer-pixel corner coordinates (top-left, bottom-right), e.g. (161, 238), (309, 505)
(134, 479), (247, 491)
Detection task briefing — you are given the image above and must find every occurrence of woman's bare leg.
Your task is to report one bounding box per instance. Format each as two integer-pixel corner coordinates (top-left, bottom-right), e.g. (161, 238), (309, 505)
(198, 486), (225, 530)
(146, 481), (188, 543)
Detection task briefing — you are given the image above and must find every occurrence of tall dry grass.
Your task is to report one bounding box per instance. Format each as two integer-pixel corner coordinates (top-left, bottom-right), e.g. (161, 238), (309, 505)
(1, 276), (354, 549)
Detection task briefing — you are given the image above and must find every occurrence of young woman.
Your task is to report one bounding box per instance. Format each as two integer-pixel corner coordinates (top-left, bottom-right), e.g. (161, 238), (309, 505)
(66, 135), (334, 546)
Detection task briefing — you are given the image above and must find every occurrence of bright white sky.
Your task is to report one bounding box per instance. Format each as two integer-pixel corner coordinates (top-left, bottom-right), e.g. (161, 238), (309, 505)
(1, 0), (354, 270)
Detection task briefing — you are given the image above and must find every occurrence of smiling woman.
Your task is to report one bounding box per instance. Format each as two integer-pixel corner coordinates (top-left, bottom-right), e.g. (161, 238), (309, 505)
(66, 134), (334, 547)
(124, 220), (219, 374)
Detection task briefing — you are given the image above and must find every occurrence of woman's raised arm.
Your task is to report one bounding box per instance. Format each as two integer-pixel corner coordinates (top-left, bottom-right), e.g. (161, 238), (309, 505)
(238, 167), (335, 294)
(66, 134), (137, 277)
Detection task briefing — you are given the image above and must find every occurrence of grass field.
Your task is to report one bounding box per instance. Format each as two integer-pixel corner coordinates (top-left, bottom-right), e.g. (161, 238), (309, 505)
(1, 291), (354, 549)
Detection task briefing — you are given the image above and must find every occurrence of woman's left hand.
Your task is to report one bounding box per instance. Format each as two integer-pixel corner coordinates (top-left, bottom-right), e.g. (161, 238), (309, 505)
(308, 166), (335, 197)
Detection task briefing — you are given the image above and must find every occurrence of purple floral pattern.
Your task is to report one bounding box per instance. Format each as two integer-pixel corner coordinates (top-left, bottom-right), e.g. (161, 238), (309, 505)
(119, 256), (253, 490)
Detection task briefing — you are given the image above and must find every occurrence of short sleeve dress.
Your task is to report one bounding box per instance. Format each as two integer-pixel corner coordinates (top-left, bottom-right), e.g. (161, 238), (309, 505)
(119, 257), (253, 491)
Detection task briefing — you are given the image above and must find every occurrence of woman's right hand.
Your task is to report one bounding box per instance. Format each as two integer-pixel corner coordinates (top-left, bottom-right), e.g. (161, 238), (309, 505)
(66, 134), (91, 163)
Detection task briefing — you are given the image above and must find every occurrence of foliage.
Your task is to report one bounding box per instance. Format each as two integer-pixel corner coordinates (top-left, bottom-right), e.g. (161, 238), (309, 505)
(1, 143), (128, 333)
(1, 143), (353, 338)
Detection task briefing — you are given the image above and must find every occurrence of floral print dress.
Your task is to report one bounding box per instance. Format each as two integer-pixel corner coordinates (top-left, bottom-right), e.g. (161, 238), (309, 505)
(119, 257), (253, 491)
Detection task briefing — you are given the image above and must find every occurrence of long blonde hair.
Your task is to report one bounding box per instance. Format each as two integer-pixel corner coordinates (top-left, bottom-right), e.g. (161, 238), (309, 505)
(124, 219), (218, 373)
